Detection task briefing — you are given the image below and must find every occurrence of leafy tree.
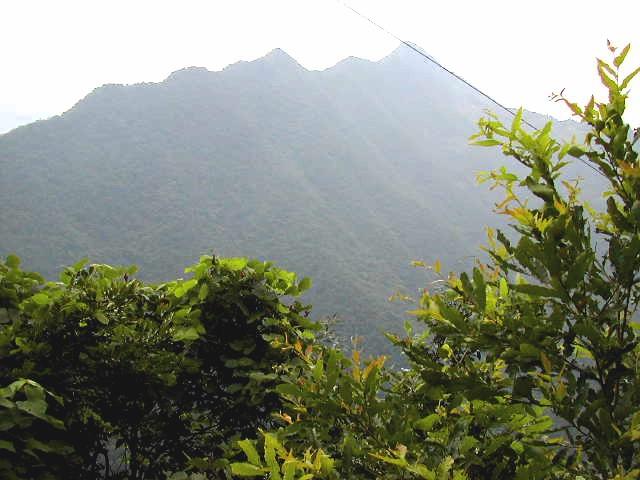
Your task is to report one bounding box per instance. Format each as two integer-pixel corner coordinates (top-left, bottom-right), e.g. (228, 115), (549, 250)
(402, 42), (640, 478)
(0, 254), (316, 478)
(160, 255), (317, 473)
(442, 41), (640, 477)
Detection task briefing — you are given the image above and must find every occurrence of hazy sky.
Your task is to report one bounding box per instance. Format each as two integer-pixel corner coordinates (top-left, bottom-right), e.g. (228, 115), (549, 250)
(1, 0), (639, 131)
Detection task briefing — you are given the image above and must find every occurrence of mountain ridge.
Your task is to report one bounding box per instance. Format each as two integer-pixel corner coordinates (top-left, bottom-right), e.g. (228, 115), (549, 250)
(0, 45), (593, 351)
(0, 46), (583, 137)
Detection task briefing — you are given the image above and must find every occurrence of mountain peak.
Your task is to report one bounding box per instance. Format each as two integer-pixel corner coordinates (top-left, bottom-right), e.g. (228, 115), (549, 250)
(220, 48), (305, 75)
(264, 47), (294, 60)
(260, 48), (304, 69)
(382, 42), (432, 62)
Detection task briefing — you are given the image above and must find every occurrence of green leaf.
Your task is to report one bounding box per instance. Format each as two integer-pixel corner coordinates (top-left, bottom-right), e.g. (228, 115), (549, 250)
(221, 257), (248, 271)
(6, 254), (20, 269)
(174, 278), (198, 298)
(565, 251), (592, 289)
(0, 379), (28, 397)
(621, 66), (640, 89)
(284, 285), (299, 296)
(528, 183), (555, 202)
(283, 461), (297, 480)
(499, 277), (509, 298)
(298, 277), (312, 293)
(94, 311), (109, 325)
(230, 462), (266, 477)
(511, 108), (523, 132)
(607, 197), (633, 231)
(30, 293), (51, 306)
(436, 457), (454, 478)
(72, 257), (89, 271)
(472, 139), (502, 147)
(485, 435), (509, 455)
(472, 268), (486, 311)
(25, 437), (57, 452)
(597, 59), (618, 91)
(263, 434), (282, 472)
(407, 463), (436, 480)
(16, 397), (48, 418)
(510, 440), (524, 454)
(275, 383), (303, 398)
(511, 283), (561, 298)
(567, 145), (586, 158)
(414, 413), (440, 431)
(519, 343), (539, 357)
(326, 350), (338, 390)
(374, 454), (408, 467)
(166, 473), (189, 480)
(614, 44), (631, 68)
(460, 272), (473, 298)
(198, 282), (209, 301)
(459, 436), (479, 454)
(172, 327), (200, 342)
(312, 358), (324, 382)
(0, 440), (15, 452)
(237, 439), (262, 466)
(341, 380), (353, 404)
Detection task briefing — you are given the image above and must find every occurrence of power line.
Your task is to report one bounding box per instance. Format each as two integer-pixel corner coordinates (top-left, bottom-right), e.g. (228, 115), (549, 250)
(337, 1), (536, 129)
(336, 0), (606, 179)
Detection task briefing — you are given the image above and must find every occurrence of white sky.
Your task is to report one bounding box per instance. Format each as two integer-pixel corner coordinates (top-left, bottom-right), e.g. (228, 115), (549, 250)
(1, 0), (639, 130)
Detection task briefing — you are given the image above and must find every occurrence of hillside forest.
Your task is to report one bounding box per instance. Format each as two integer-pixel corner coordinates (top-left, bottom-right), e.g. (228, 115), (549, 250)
(1, 45), (640, 479)
(0, 44), (601, 356)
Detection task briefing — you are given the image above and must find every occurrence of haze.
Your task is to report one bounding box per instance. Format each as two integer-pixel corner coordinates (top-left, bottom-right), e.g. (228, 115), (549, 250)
(1, 0), (639, 133)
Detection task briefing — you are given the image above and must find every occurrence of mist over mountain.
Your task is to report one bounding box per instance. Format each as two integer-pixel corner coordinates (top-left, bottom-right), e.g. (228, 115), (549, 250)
(0, 46), (594, 349)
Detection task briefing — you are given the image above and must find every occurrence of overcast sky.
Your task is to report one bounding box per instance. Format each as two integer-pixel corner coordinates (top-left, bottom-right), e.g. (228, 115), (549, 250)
(1, 0), (638, 132)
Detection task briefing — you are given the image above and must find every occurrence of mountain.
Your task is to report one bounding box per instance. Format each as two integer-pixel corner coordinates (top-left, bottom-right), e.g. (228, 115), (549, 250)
(0, 46), (596, 351)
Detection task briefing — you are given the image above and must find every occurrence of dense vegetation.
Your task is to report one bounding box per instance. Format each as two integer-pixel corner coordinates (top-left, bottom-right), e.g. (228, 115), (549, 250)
(1, 254), (317, 478)
(2, 45), (639, 479)
(0, 45), (596, 354)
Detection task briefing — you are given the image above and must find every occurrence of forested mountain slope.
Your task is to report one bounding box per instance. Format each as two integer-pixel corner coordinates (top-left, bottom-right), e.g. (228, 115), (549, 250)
(0, 46), (593, 347)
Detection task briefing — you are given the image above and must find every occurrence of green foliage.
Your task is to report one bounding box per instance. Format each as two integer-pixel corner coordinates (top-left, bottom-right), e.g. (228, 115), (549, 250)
(241, 43), (640, 480)
(258, 329), (566, 479)
(231, 432), (335, 479)
(0, 379), (71, 480)
(0, 253), (317, 478)
(0, 253), (43, 312)
(458, 42), (639, 477)
(401, 43), (640, 479)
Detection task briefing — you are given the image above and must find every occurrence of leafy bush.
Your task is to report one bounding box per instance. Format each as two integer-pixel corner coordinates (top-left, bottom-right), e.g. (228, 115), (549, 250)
(0, 254), (315, 478)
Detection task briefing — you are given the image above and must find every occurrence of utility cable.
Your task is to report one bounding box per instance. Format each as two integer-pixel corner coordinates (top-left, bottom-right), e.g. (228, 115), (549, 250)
(336, 0), (607, 179)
